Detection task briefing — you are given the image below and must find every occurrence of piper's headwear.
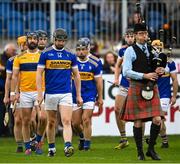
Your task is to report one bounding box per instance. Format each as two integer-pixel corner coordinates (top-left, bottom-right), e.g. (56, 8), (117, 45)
(134, 23), (147, 33)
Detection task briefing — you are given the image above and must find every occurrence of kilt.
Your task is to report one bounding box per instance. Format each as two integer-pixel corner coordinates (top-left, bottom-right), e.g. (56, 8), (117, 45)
(120, 80), (164, 122)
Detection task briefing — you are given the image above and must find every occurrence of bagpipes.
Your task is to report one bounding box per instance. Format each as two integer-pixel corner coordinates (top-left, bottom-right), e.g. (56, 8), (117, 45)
(135, 2), (145, 24)
(167, 36), (177, 57)
(143, 33), (177, 101)
(150, 30), (177, 71)
(135, 2), (167, 72)
(151, 29), (167, 71)
(135, 2), (169, 100)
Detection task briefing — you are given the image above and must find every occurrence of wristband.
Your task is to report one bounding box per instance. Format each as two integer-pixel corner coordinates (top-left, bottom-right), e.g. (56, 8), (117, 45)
(10, 92), (15, 96)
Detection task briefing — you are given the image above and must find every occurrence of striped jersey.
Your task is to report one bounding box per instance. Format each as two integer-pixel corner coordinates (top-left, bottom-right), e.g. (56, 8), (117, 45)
(38, 45), (77, 94)
(13, 50), (43, 92)
(72, 57), (101, 103)
(88, 53), (103, 73)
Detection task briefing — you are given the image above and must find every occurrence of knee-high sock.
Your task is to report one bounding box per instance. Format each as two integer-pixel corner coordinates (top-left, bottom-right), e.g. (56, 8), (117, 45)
(148, 123), (160, 151)
(133, 126), (143, 155)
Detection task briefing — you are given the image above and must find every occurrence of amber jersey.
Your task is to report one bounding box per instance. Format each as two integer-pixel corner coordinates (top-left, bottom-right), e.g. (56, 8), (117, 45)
(13, 50), (44, 92)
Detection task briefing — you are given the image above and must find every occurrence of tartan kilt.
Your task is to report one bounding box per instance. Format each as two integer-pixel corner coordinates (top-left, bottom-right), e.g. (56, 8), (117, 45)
(120, 80), (164, 122)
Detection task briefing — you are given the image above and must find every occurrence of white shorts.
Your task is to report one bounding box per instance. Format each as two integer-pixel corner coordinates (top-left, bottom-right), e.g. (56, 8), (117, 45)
(16, 103), (21, 109)
(116, 86), (128, 97)
(160, 98), (170, 112)
(45, 93), (73, 111)
(20, 91), (38, 108)
(73, 101), (95, 111)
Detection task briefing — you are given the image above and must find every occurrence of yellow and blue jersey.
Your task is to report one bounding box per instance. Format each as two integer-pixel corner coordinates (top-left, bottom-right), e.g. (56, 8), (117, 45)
(38, 45), (77, 94)
(72, 57), (101, 103)
(157, 60), (177, 98)
(13, 50), (42, 92)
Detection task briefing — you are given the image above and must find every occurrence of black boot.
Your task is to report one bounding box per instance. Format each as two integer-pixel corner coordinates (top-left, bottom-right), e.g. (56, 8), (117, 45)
(133, 126), (145, 160)
(146, 123), (161, 160)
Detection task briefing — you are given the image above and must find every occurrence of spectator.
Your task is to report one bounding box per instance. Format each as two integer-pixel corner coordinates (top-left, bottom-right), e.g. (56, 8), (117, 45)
(103, 50), (117, 74)
(128, 11), (141, 28)
(90, 38), (99, 58)
(0, 43), (17, 136)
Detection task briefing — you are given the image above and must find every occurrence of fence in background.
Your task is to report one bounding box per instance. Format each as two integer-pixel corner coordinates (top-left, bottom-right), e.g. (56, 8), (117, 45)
(0, 0), (180, 48)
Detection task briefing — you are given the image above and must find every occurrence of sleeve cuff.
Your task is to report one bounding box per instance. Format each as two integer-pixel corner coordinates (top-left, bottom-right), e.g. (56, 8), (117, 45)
(94, 74), (102, 78)
(6, 70), (12, 74)
(139, 73), (144, 80)
(72, 65), (78, 69)
(170, 70), (177, 73)
(37, 64), (45, 68)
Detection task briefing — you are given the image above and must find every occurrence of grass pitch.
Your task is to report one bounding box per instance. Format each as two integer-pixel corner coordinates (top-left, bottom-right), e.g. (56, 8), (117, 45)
(0, 135), (180, 163)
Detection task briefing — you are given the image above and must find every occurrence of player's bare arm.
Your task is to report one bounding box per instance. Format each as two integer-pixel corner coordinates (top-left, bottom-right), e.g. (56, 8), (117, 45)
(170, 72), (178, 105)
(114, 58), (123, 85)
(10, 68), (19, 103)
(3, 73), (12, 105)
(72, 67), (83, 107)
(36, 67), (44, 104)
(95, 76), (103, 107)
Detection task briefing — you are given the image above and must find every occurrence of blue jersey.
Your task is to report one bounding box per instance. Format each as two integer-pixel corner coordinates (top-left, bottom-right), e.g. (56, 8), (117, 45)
(118, 47), (129, 88)
(72, 57), (101, 103)
(38, 46), (77, 94)
(6, 56), (15, 74)
(88, 54), (103, 74)
(157, 60), (177, 98)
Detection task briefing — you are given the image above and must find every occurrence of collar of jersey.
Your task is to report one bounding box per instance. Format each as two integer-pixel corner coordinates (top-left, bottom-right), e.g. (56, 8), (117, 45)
(27, 49), (39, 54)
(52, 45), (64, 51)
(87, 53), (92, 58)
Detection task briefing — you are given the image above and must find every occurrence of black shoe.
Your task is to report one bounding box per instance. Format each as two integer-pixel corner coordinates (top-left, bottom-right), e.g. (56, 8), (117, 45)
(146, 150), (161, 160)
(78, 139), (84, 150)
(138, 152), (145, 160)
(161, 142), (169, 148)
(145, 138), (157, 145)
